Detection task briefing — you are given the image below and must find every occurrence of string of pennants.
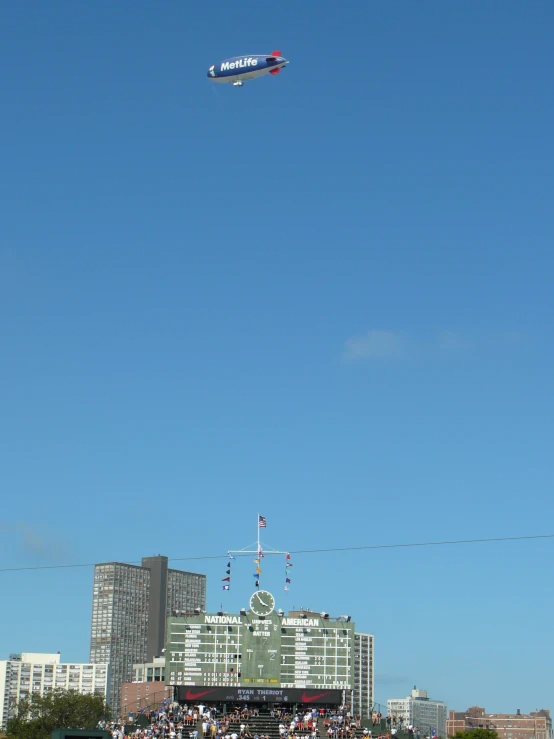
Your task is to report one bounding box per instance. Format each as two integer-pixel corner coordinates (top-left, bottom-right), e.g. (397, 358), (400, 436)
(285, 552), (292, 591)
(253, 543), (263, 588)
(222, 550), (293, 591)
(221, 554), (234, 590)
(221, 514), (293, 592)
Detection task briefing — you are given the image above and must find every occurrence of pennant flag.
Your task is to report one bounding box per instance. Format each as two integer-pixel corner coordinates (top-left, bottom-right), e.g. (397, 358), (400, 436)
(255, 580), (259, 587)
(253, 558), (260, 564)
(227, 562), (231, 567)
(284, 553), (292, 589)
(228, 554), (236, 560)
(258, 515), (267, 528)
(253, 573), (259, 578)
(223, 584), (230, 590)
(222, 576), (230, 582)
(256, 567), (261, 574)
(284, 586), (288, 591)
(226, 569), (231, 575)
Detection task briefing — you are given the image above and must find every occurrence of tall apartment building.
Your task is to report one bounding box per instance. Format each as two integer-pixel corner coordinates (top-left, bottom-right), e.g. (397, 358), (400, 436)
(388, 688), (447, 737)
(447, 707), (552, 739)
(0, 653), (109, 730)
(89, 555), (205, 717)
(353, 632), (374, 718)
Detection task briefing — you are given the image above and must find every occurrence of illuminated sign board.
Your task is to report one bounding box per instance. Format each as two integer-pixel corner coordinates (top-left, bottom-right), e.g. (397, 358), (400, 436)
(174, 686), (343, 704)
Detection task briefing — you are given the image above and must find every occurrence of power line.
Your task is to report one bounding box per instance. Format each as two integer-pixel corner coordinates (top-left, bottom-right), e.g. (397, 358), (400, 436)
(1, 532), (552, 573)
(285, 533), (554, 556)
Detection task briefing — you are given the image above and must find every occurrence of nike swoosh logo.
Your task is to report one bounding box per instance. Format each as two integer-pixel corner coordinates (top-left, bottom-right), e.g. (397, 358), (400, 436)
(301, 691), (331, 702)
(185, 689), (216, 699)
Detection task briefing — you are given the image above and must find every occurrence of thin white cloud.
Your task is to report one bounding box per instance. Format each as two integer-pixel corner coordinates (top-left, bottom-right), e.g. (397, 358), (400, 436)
(342, 330), (407, 361)
(343, 329), (474, 362)
(375, 673), (410, 686)
(438, 330), (473, 351)
(0, 521), (67, 561)
(501, 330), (528, 344)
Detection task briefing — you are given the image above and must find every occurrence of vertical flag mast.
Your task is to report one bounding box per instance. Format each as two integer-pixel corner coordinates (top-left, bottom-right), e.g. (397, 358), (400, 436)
(226, 514), (292, 592)
(256, 513), (266, 587)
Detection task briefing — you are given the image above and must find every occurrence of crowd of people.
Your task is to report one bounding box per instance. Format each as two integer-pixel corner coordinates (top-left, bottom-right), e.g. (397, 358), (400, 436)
(99, 703), (267, 739)
(275, 708), (346, 739)
(98, 702), (427, 739)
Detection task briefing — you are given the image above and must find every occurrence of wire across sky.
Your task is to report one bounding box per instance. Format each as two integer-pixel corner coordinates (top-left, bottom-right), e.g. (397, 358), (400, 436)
(0, 533), (552, 573)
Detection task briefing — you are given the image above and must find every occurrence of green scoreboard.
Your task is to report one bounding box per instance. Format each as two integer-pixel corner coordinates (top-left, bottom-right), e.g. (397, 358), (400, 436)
(166, 590), (354, 693)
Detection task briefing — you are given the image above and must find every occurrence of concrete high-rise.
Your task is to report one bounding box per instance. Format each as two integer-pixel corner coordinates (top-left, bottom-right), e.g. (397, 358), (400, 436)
(353, 632), (374, 718)
(388, 688), (447, 737)
(89, 555), (205, 716)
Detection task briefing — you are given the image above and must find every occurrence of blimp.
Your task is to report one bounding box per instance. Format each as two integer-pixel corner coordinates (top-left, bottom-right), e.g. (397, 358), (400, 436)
(207, 51), (289, 87)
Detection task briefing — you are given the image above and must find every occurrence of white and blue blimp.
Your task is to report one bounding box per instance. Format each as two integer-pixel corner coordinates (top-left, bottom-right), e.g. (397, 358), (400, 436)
(207, 50), (289, 87)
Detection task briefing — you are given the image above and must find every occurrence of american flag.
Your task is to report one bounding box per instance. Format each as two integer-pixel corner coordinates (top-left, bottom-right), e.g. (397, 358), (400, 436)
(258, 515), (267, 528)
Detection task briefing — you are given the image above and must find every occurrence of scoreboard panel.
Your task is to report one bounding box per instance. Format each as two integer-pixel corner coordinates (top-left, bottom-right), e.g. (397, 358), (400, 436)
(167, 603), (354, 692)
(280, 617), (352, 689)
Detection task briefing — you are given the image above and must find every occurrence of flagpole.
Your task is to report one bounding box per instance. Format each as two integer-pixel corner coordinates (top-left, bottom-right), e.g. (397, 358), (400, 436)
(257, 511), (260, 588)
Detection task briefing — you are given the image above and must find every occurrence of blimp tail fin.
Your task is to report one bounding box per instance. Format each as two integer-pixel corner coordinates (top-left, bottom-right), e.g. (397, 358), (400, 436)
(271, 50), (282, 57)
(270, 68), (280, 75)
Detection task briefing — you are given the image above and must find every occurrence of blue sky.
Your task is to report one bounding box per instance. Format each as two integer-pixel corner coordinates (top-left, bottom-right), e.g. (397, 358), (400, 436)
(1, 0), (553, 716)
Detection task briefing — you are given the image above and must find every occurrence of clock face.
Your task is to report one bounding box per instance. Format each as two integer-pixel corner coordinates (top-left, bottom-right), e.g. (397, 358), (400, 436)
(249, 590), (275, 617)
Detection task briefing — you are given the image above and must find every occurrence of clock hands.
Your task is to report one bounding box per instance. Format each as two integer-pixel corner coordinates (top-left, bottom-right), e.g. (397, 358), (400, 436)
(250, 590), (274, 614)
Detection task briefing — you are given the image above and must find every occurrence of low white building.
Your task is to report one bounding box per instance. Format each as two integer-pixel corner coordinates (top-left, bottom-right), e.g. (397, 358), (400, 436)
(0, 653), (109, 729)
(388, 687), (447, 738)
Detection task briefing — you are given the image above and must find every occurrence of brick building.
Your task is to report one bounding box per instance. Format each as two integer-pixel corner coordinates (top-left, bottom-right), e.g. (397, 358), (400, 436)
(121, 681), (172, 717)
(120, 656), (172, 717)
(447, 707), (491, 735)
(447, 708), (552, 739)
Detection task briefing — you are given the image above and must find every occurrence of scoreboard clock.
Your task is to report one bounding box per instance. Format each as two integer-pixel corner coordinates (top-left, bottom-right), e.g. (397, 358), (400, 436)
(249, 590), (275, 616)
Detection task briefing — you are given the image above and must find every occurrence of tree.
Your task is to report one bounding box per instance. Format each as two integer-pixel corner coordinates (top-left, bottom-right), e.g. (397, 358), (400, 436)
(6, 689), (111, 739)
(452, 730), (499, 739)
